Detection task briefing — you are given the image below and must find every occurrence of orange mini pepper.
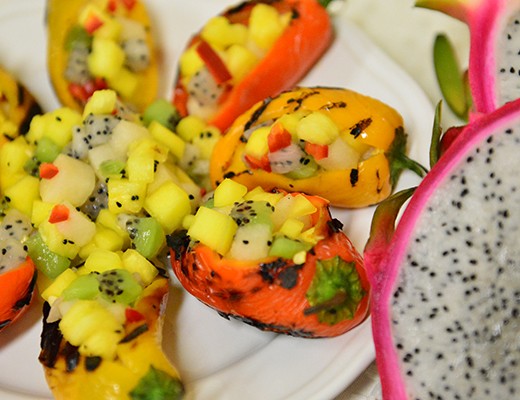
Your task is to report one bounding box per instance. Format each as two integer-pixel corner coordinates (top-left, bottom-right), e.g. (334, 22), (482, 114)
(0, 257), (37, 331)
(168, 191), (370, 338)
(172, 0), (334, 132)
(210, 86), (425, 208)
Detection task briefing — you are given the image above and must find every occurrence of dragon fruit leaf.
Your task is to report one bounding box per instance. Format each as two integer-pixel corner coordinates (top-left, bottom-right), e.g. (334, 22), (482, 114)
(415, 0), (482, 22)
(363, 187), (415, 287)
(429, 101), (444, 168)
(433, 33), (471, 121)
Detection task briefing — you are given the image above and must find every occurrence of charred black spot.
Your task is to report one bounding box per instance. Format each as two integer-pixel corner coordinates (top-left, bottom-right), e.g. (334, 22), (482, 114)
(259, 258), (288, 283)
(320, 101), (347, 111)
(166, 230), (189, 261)
(217, 312), (316, 337)
(13, 270), (37, 310)
(244, 97), (272, 131)
(120, 324), (148, 344)
(85, 356), (102, 371)
(279, 265), (301, 289)
(350, 118), (372, 138)
(19, 101), (43, 135)
(223, 171), (237, 179)
(350, 169), (359, 186)
(63, 342), (80, 372)
(327, 218), (344, 233)
(0, 319), (11, 330)
(39, 301), (63, 368)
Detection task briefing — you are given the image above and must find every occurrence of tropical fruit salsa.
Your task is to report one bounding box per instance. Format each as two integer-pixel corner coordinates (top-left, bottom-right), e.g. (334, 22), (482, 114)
(0, 89), (199, 398)
(210, 86), (423, 208)
(169, 179), (370, 338)
(47, 0), (158, 112)
(176, 1), (291, 121)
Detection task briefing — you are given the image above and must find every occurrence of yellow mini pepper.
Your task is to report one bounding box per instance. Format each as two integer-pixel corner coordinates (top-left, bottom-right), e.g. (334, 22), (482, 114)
(210, 86), (423, 208)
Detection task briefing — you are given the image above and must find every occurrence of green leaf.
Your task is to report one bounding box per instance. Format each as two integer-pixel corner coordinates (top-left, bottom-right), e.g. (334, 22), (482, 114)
(429, 100), (444, 168)
(129, 366), (184, 400)
(433, 33), (470, 121)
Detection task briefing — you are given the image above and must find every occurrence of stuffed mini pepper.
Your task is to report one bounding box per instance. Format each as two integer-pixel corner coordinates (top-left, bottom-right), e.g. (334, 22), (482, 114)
(210, 86), (421, 208)
(47, 0), (158, 112)
(172, 0), (333, 131)
(169, 180), (370, 338)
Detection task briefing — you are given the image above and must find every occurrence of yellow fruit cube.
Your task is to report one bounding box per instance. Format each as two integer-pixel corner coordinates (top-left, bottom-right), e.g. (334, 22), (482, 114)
(176, 115), (207, 142)
(144, 181), (191, 233)
(279, 218), (305, 239)
(244, 126), (270, 159)
(39, 221), (80, 259)
(80, 329), (123, 359)
(41, 268), (78, 304)
(213, 178), (247, 208)
(121, 249), (158, 286)
(188, 206), (237, 255)
(106, 67), (138, 99)
(107, 178), (147, 214)
(88, 37), (126, 79)
(201, 16), (248, 49)
(4, 174), (40, 216)
(248, 4), (289, 50)
(83, 89), (118, 117)
(31, 200), (54, 227)
(296, 111), (339, 145)
(179, 46), (204, 82)
(79, 249), (123, 275)
(192, 127), (220, 160)
(148, 121), (186, 160)
(225, 44), (258, 83)
(96, 209), (130, 242)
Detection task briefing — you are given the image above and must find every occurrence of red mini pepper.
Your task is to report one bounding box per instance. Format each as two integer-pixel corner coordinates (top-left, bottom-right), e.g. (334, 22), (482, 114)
(0, 257), (37, 331)
(168, 191), (370, 338)
(172, 0), (333, 132)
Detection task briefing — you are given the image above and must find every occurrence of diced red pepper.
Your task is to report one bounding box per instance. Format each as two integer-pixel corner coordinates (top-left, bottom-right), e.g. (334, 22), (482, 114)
(49, 204), (70, 224)
(121, 0), (137, 10)
(196, 40), (232, 85)
(106, 0), (118, 13)
(68, 83), (90, 104)
(304, 142), (329, 160)
(125, 307), (145, 323)
(268, 123), (292, 152)
(83, 12), (104, 34)
(244, 153), (271, 172)
(39, 163), (59, 179)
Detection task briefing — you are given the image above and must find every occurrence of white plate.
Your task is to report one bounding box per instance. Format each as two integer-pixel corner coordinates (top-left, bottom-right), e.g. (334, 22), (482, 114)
(0, 1), (433, 399)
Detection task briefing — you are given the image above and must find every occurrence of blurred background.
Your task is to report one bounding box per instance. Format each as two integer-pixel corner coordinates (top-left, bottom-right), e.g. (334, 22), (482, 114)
(343, 0), (469, 127)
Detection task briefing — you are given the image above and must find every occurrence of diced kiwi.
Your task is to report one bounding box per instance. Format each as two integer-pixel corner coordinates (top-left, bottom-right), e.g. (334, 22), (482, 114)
(268, 236), (312, 260)
(99, 159), (126, 177)
(230, 200), (274, 227)
(97, 268), (143, 305)
(35, 137), (61, 163)
(65, 25), (92, 51)
(142, 99), (180, 131)
(125, 217), (165, 259)
(285, 156), (318, 179)
(26, 232), (71, 279)
(62, 274), (100, 301)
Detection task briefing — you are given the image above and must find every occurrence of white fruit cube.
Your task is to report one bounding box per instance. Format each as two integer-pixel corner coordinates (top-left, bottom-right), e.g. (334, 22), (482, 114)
(39, 154), (96, 207)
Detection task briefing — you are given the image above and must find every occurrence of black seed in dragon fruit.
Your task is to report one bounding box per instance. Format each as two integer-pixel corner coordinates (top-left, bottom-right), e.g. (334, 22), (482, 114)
(70, 114), (120, 159)
(80, 180), (109, 220)
(122, 38), (150, 72)
(64, 45), (91, 85)
(0, 209), (32, 273)
(364, 98), (520, 399)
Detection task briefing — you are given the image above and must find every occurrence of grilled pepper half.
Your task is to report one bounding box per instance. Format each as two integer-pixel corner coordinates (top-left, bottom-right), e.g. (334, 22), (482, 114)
(210, 86), (422, 208)
(47, 0), (158, 112)
(0, 66), (42, 147)
(172, 0), (333, 132)
(168, 181), (370, 338)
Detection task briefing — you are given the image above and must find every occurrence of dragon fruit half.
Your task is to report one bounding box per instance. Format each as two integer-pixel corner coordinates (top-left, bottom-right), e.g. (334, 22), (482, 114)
(364, 95), (520, 398)
(417, 0), (520, 115)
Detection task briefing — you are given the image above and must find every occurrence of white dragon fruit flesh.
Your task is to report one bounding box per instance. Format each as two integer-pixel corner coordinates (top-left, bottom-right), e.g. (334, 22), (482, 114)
(417, 0), (520, 115)
(363, 98), (520, 399)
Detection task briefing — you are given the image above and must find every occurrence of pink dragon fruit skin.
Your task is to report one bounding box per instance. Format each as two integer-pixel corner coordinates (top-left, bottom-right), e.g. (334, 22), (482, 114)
(364, 97), (520, 399)
(417, 0), (520, 115)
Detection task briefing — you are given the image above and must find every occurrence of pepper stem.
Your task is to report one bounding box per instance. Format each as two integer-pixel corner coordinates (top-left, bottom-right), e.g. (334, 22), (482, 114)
(386, 127), (429, 188)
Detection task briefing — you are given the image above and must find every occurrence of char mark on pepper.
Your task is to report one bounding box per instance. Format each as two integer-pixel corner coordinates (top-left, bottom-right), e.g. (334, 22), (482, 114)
(350, 117), (372, 138)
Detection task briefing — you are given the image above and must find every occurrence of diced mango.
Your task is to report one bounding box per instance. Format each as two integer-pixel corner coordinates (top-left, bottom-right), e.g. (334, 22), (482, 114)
(83, 89), (118, 117)
(121, 249), (158, 286)
(88, 36), (125, 79)
(200, 16), (248, 49)
(41, 268), (78, 304)
(296, 112), (339, 145)
(148, 121), (185, 161)
(4, 174), (40, 217)
(107, 178), (147, 214)
(213, 178), (247, 208)
(176, 115), (207, 142)
(188, 206), (237, 255)
(79, 248), (123, 275)
(244, 126), (270, 159)
(144, 181), (191, 233)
